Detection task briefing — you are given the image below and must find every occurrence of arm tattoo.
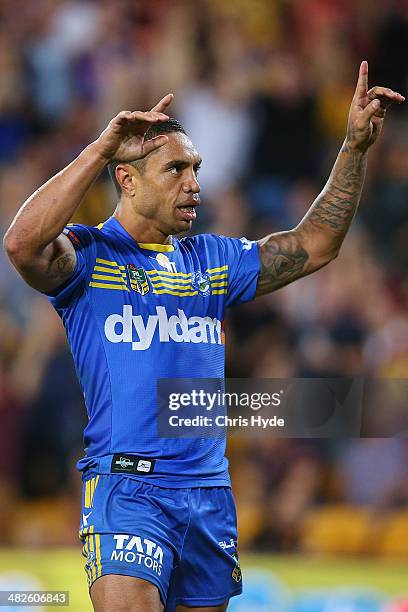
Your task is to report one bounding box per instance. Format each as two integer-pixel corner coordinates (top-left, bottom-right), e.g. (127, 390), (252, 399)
(46, 252), (75, 280)
(255, 142), (367, 296)
(304, 142), (368, 239)
(256, 232), (309, 296)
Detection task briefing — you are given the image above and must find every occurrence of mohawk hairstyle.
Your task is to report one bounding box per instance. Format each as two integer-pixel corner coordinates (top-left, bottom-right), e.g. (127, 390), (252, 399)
(108, 118), (187, 196)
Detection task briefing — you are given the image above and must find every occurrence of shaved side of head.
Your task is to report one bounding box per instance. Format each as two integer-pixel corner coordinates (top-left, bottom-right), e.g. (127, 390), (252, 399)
(108, 119), (187, 195)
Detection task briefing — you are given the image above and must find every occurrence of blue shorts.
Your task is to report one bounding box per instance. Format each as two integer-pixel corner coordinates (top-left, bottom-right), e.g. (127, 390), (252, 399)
(79, 474), (243, 609)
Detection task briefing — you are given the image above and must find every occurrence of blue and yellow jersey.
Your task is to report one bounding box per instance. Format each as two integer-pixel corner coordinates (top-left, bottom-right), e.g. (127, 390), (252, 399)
(47, 217), (260, 486)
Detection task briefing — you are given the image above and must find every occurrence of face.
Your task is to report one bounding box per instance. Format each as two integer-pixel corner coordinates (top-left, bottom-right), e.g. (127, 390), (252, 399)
(125, 132), (202, 236)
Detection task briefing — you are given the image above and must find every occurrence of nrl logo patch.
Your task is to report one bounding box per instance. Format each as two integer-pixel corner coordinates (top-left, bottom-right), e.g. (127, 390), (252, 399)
(191, 271), (211, 296)
(127, 264), (150, 295)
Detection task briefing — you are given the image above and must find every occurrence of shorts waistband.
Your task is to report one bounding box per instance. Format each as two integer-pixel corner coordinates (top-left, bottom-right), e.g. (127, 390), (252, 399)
(78, 453), (231, 486)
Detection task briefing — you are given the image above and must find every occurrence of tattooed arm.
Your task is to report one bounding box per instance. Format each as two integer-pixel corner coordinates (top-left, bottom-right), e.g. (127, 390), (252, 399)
(256, 143), (367, 295)
(256, 61), (404, 296)
(3, 95), (173, 293)
(3, 144), (107, 293)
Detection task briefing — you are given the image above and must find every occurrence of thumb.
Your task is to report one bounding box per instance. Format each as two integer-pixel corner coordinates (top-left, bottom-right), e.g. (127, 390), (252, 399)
(141, 134), (169, 157)
(361, 98), (382, 122)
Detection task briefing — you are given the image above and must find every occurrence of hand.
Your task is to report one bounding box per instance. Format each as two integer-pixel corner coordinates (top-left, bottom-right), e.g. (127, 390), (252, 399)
(94, 94), (174, 161)
(346, 61), (405, 153)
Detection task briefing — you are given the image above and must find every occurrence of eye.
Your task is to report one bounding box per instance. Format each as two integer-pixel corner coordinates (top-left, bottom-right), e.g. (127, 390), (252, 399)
(170, 166), (182, 176)
(194, 164), (201, 175)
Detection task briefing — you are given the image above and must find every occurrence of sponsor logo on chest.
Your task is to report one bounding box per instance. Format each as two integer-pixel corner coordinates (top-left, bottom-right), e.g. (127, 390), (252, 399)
(104, 305), (222, 350)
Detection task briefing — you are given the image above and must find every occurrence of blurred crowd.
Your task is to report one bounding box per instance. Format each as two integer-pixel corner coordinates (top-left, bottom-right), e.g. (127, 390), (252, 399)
(0, 0), (408, 550)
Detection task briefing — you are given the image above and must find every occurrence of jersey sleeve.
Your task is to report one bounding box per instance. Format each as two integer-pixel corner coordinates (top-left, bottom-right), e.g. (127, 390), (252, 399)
(45, 224), (95, 308)
(216, 235), (260, 308)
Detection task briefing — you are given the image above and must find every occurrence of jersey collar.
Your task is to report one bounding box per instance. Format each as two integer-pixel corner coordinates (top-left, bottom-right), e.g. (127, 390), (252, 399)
(104, 217), (176, 252)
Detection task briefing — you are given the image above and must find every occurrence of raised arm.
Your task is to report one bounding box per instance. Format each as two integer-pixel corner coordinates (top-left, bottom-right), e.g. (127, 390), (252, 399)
(256, 62), (404, 296)
(3, 95), (173, 293)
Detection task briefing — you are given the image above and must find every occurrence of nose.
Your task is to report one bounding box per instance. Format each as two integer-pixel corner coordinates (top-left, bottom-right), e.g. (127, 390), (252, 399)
(182, 170), (200, 195)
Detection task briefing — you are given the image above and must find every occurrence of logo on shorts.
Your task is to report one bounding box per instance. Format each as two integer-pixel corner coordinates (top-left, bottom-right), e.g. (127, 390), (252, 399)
(231, 553), (242, 582)
(111, 534), (163, 576)
(219, 538), (236, 550)
(85, 550), (96, 568)
(81, 511), (92, 528)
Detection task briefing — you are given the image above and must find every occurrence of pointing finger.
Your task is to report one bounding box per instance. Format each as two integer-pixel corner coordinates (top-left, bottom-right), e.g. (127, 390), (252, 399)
(151, 93), (174, 113)
(354, 60), (369, 100)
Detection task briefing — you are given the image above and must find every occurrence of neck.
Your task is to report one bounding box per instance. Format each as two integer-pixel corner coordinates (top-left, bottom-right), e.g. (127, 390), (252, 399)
(113, 205), (172, 246)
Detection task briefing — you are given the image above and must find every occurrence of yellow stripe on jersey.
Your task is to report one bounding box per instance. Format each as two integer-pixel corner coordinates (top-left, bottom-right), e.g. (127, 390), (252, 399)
(148, 269), (229, 280)
(207, 265), (228, 274)
(85, 476), (100, 507)
(95, 533), (102, 578)
(149, 274), (192, 285)
(93, 265), (127, 277)
(91, 478), (95, 506)
(89, 479), (94, 506)
(153, 289), (199, 297)
(91, 476), (99, 507)
(84, 480), (91, 508)
(95, 222), (105, 230)
(96, 257), (126, 270)
(91, 274), (126, 283)
(151, 281), (195, 291)
(147, 269), (192, 278)
(89, 260), (229, 293)
(89, 282), (129, 291)
(91, 260), (128, 290)
(212, 289), (228, 295)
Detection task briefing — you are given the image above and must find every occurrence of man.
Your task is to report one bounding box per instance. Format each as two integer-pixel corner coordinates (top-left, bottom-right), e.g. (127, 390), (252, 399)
(4, 62), (403, 612)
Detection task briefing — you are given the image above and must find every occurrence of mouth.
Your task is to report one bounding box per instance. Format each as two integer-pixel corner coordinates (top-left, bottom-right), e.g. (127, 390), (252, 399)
(176, 201), (199, 222)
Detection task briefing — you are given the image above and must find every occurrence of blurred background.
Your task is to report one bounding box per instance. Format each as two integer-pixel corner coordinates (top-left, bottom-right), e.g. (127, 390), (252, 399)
(0, 0), (408, 609)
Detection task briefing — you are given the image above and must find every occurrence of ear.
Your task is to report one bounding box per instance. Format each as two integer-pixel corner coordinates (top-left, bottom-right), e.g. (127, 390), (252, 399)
(116, 164), (137, 196)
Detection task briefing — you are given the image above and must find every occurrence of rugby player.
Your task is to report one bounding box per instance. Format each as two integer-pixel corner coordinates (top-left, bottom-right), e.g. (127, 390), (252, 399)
(4, 62), (403, 612)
